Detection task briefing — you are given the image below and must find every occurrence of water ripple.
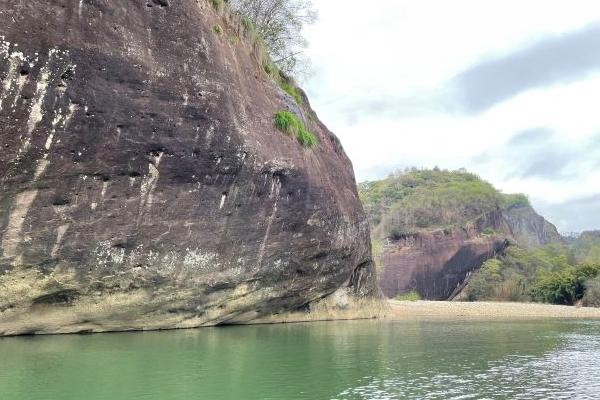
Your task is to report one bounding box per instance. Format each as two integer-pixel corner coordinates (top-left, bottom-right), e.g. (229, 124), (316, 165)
(336, 323), (600, 400)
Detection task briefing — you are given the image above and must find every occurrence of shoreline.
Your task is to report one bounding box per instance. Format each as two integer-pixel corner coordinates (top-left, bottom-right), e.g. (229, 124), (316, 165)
(3, 299), (599, 338)
(387, 300), (600, 320)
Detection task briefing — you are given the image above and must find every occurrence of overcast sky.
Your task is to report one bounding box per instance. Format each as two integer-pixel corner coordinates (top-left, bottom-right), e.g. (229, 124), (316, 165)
(303, 0), (600, 233)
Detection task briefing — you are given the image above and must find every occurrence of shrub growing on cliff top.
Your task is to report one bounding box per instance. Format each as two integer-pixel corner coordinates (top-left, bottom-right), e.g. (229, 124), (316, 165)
(229, 0), (317, 77)
(274, 111), (316, 148)
(503, 193), (530, 209)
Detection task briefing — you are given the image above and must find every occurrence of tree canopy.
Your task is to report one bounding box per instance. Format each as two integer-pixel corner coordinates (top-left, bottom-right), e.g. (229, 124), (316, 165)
(229, 0), (317, 78)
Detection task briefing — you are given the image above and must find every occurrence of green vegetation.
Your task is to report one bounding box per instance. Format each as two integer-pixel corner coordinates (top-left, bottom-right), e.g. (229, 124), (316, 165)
(240, 16), (254, 34)
(229, 0), (317, 77)
(296, 127), (317, 148)
(583, 276), (600, 307)
(279, 81), (303, 105)
(359, 168), (514, 238)
(394, 290), (422, 302)
(482, 227), (498, 236)
(529, 264), (600, 305)
(263, 61), (275, 75)
(572, 231), (600, 263)
(464, 244), (600, 305)
(273, 111), (316, 148)
(503, 193), (530, 209)
(213, 0), (307, 108)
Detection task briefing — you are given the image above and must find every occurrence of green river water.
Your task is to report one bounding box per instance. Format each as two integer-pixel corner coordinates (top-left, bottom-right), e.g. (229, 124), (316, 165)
(1, 319), (600, 399)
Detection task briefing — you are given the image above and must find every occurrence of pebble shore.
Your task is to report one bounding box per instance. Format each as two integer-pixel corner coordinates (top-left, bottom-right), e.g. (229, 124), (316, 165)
(388, 300), (600, 320)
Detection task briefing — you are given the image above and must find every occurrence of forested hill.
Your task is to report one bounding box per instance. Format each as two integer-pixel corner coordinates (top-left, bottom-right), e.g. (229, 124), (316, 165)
(358, 168), (558, 244)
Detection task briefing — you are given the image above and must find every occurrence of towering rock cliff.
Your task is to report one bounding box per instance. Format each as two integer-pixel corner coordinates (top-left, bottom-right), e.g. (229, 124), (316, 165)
(0, 0), (378, 336)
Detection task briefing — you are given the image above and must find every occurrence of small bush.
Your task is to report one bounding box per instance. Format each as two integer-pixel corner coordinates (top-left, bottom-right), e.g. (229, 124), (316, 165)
(296, 128), (317, 148)
(583, 276), (600, 307)
(213, 24), (223, 35)
(274, 111), (298, 133)
(212, 0), (222, 10)
(273, 111), (317, 148)
(395, 290), (422, 301)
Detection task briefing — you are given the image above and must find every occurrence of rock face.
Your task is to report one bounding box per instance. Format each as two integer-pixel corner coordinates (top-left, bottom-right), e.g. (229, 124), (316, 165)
(379, 230), (509, 300)
(0, 0), (377, 336)
(378, 212), (510, 300)
(378, 206), (564, 300)
(502, 204), (566, 248)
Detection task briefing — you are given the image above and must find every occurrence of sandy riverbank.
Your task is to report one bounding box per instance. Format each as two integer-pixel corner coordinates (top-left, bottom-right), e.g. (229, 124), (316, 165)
(387, 300), (600, 320)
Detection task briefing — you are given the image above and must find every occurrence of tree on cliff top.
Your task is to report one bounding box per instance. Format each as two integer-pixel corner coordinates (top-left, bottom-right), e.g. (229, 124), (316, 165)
(229, 0), (317, 78)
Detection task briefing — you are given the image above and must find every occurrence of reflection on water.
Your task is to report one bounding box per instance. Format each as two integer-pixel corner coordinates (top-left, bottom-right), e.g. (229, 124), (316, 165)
(1, 319), (599, 399)
(338, 321), (600, 399)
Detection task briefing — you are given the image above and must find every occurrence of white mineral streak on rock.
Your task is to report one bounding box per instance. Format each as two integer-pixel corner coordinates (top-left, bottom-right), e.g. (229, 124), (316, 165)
(93, 240), (126, 267)
(256, 177), (281, 269)
(183, 249), (218, 271)
(46, 101), (78, 151)
(143, 164), (160, 205)
(0, 48), (23, 112)
(138, 152), (163, 222)
(11, 63), (29, 109)
(0, 37), (9, 57)
(1, 190), (39, 259)
(63, 102), (78, 126)
(33, 159), (49, 180)
(22, 65), (50, 153)
(101, 181), (109, 199)
(44, 133), (54, 150)
(50, 224), (69, 258)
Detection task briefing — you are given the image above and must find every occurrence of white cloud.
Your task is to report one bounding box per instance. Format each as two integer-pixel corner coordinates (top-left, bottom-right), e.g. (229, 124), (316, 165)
(303, 0), (600, 231)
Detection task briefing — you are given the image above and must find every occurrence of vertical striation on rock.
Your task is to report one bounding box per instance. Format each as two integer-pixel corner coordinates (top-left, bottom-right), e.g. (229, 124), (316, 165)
(0, 0), (378, 336)
(502, 204), (566, 248)
(378, 211), (510, 300)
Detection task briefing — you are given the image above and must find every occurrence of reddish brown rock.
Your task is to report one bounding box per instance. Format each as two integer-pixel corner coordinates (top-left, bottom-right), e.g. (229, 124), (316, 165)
(378, 206), (564, 300)
(379, 227), (508, 300)
(0, 0), (377, 335)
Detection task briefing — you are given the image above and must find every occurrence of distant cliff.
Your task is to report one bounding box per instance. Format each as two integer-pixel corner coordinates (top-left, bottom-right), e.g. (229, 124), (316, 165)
(360, 169), (564, 300)
(502, 204), (566, 248)
(0, 0), (379, 336)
